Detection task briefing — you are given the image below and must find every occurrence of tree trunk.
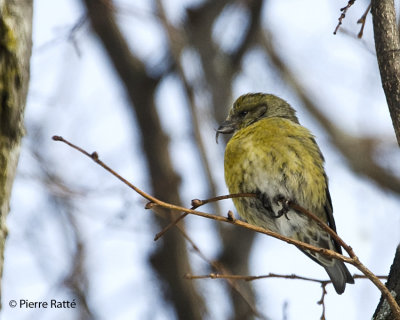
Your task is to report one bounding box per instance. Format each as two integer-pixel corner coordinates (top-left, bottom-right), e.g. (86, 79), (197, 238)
(371, 1), (400, 318)
(371, 0), (400, 146)
(373, 246), (400, 320)
(0, 0), (32, 307)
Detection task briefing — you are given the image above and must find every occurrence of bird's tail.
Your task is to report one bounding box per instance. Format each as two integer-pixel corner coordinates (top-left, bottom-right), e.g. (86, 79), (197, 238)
(324, 260), (354, 294)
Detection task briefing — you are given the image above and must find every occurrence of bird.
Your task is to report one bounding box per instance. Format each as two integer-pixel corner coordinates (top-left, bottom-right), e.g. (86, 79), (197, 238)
(216, 93), (354, 294)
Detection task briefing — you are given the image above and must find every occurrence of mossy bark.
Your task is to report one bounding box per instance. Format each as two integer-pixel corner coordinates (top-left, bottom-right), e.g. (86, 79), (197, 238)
(0, 0), (33, 307)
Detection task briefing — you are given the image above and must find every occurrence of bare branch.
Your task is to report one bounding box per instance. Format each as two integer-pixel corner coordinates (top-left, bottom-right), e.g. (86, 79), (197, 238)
(184, 272), (387, 283)
(53, 135), (400, 318)
(317, 282), (328, 320)
(357, 3), (371, 38)
(154, 193), (254, 241)
(334, 0), (356, 35)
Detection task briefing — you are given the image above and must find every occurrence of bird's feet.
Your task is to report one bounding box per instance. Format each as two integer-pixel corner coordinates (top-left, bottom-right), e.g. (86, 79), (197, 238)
(273, 194), (290, 220)
(256, 191), (290, 220)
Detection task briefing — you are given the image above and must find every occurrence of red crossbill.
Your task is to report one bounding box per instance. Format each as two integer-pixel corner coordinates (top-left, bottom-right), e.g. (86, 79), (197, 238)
(217, 93), (354, 294)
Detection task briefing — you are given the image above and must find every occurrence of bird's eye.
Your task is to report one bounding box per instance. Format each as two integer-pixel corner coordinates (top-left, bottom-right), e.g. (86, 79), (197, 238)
(239, 111), (248, 117)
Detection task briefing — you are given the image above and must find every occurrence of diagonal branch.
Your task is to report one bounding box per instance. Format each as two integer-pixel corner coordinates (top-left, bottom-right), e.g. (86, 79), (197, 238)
(53, 135), (400, 318)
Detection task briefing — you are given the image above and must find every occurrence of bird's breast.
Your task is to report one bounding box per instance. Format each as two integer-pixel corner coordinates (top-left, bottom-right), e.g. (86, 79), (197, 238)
(224, 118), (327, 219)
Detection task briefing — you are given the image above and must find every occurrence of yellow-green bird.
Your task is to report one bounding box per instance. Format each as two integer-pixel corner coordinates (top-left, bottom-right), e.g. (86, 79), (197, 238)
(216, 93), (354, 294)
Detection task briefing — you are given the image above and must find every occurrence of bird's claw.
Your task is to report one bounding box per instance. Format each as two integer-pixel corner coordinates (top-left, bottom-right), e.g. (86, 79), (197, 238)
(273, 195), (290, 220)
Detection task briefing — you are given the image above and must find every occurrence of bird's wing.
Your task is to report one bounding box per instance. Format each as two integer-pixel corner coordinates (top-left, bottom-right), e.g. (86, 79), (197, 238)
(323, 183), (343, 254)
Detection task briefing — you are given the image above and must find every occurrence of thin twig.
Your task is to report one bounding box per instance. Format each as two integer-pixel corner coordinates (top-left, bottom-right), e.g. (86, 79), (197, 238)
(52, 135), (159, 204)
(154, 194), (254, 241)
(185, 273), (328, 283)
(317, 282), (328, 320)
(357, 3), (371, 38)
(334, 0), (356, 35)
(184, 272), (388, 282)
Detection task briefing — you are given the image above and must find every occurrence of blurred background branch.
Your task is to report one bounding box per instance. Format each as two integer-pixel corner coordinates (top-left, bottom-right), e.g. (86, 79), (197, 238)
(82, 0), (205, 318)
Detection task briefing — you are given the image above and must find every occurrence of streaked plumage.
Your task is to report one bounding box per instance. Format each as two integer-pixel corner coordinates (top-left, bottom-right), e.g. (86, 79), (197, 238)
(217, 93), (354, 294)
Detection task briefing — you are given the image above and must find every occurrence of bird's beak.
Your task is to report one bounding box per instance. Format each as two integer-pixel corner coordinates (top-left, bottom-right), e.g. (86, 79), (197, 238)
(216, 119), (236, 143)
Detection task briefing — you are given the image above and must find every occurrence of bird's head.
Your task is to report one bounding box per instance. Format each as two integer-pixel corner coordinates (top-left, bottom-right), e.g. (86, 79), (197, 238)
(216, 93), (298, 141)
